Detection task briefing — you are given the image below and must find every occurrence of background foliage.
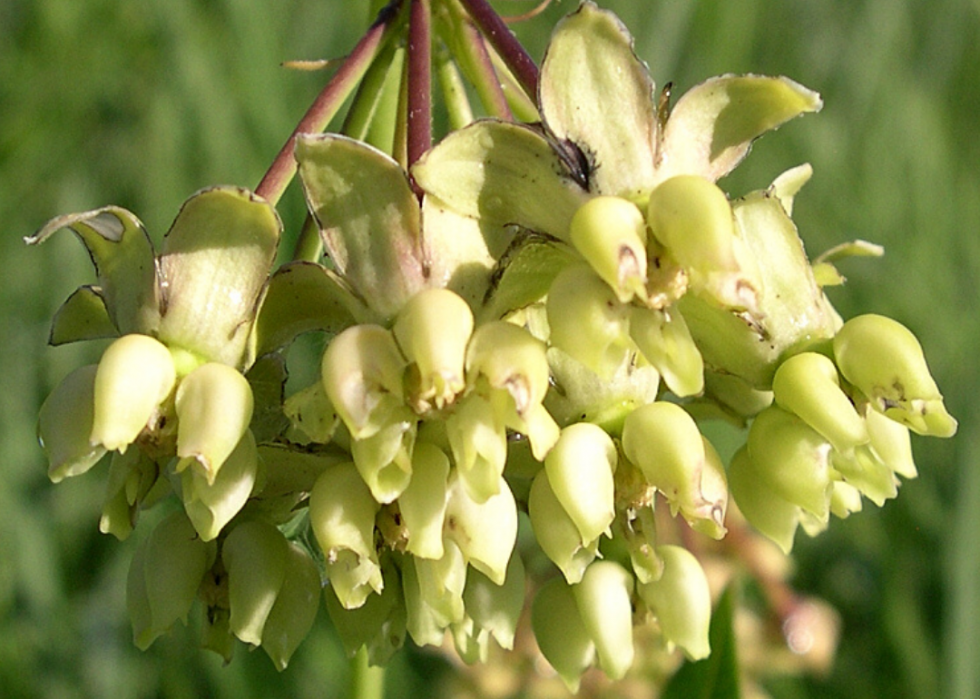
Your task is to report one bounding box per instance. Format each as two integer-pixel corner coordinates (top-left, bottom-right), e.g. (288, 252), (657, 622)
(1, 1), (978, 697)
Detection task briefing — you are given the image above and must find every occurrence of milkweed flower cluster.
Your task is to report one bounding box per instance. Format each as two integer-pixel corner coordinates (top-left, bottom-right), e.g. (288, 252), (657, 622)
(30, 0), (954, 687)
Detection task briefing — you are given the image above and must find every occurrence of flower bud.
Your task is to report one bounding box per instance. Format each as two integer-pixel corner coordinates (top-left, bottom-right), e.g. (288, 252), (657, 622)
(350, 419), (415, 504)
(629, 305), (704, 397)
(180, 430), (258, 541)
(260, 541), (322, 670)
(728, 446), (801, 553)
(128, 509), (215, 649)
(773, 352), (868, 452)
(393, 288), (473, 411)
(38, 364), (106, 482)
(92, 334), (176, 453)
(569, 196), (648, 303)
(528, 469), (600, 584)
(546, 265), (633, 378)
(454, 552), (525, 662)
(865, 408), (916, 479)
(573, 560), (635, 680)
(638, 545), (711, 660)
(400, 555), (445, 647)
(323, 561), (406, 664)
(445, 472), (518, 585)
(544, 423), (617, 545)
(747, 405), (833, 521)
(446, 393), (507, 503)
(399, 441), (451, 559)
(647, 175), (757, 309)
(621, 402), (727, 538)
(531, 577), (595, 693)
(175, 362), (253, 483)
(466, 321), (551, 416)
(321, 324), (408, 440)
(309, 462), (383, 609)
(222, 519), (288, 646)
(833, 314), (956, 437)
(412, 539), (468, 631)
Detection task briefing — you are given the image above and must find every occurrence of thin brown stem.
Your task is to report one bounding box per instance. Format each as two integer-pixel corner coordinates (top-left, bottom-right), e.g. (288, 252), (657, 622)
(255, 3), (400, 206)
(458, 0), (539, 101)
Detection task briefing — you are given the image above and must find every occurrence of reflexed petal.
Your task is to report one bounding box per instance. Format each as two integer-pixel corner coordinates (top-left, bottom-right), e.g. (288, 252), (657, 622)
(48, 286), (118, 345)
(28, 205), (160, 335)
(412, 120), (589, 243)
(658, 75), (822, 183)
(158, 186), (281, 368)
(252, 261), (367, 358)
(297, 134), (426, 320)
(540, 1), (657, 198)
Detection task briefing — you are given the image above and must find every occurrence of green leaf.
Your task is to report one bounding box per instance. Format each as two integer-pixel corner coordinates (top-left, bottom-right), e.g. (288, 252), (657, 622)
(48, 285), (118, 345)
(157, 186), (281, 369)
(661, 584), (741, 699)
(296, 134), (427, 321)
(660, 75), (822, 183)
(27, 205), (160, 335)
(411, 120), (589, 243)
(251, 261), (367, 358)
(540, 0), (657, 198)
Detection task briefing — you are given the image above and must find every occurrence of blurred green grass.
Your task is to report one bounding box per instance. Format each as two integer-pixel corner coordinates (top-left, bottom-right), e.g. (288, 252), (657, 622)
(1, 1), (978, 697)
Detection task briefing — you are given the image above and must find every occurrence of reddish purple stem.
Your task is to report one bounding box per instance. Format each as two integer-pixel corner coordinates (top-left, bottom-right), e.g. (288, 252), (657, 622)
(255, 4), (399, 205)
(458, 0), (539, 101)
(406, 0), (433, 180)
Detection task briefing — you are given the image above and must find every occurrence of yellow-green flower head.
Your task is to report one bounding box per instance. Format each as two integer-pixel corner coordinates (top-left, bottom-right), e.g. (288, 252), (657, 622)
(221, 519), (289, 647)
(175, 362), (254, 484)
(91, 334), (176, 454)
(321, 324), (408, 440)
(531, 577), (596, 692)
(547, 264), (634, 378)
(310, 462), (383, 609)
(393, 288), (474, 412)
(773, 351), (869, 453)
(621, 401), (727, 538)
(573, 560), (635, 681)
(127, 509), (216, 650)
(544, 423), (617, 545)
(37, 365), (106, 483)
(528, 467), (601, 584)
(638, 545), (712, 660)
(833, 314), (957, 437)
(569, 196), (648, 304)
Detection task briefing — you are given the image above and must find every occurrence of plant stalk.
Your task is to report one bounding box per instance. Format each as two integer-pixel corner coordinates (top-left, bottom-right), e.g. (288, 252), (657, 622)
(458, 0), (539, 101)
(350, 646), (385, 699)
(406, 0), (433, 182)
(255, 3), (400, 206)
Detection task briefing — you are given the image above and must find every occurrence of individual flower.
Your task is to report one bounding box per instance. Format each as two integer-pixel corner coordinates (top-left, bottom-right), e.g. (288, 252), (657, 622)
(31, 186), (281, 540)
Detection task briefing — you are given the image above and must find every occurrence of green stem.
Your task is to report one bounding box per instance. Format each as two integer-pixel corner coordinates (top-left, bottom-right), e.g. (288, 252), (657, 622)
(350, 646), (385, 699)
(448, 11), (513, 120)
(255, 3), (400, 206)
(342, 38), (401, 143)
(435, 45), (475, 131)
